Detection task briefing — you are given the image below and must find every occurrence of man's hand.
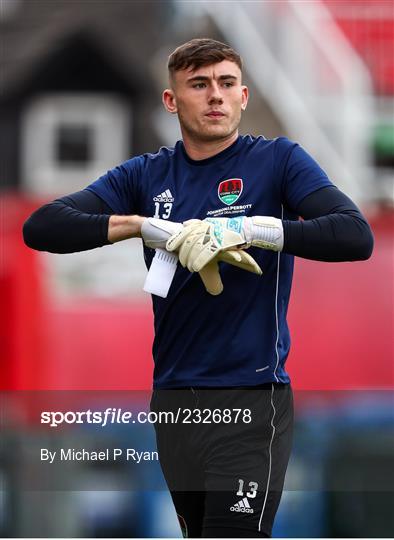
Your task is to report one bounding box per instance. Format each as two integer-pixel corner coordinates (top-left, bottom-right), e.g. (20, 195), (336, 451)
(166, 216), (283, 273)
(141, 217), (262, 295)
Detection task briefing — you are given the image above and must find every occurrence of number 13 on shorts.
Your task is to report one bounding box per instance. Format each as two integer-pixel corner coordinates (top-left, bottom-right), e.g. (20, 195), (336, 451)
(236, 478), (259, 498)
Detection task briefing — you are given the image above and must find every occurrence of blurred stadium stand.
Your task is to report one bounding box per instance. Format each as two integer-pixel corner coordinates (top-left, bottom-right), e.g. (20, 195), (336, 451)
(325, 0), (394, 95)
(324, 0), (394, 202)
(1, 0), (393, 537)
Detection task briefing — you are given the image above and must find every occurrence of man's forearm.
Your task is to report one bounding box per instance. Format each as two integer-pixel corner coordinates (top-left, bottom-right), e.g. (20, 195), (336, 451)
(282, 212), (373, 262)
(282, 186), (374, 262)
(23, 190), (145, 254)
(108, 215), (145, 243)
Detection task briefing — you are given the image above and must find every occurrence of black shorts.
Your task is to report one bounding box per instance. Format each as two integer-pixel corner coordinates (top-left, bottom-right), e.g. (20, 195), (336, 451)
(151, 383), (294, 538)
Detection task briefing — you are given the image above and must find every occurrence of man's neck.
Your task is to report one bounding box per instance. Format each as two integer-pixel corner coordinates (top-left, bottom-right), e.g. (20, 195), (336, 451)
(182, 131), (239, 161)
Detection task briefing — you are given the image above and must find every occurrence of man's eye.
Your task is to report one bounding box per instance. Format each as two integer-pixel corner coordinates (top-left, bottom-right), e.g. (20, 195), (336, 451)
(193, 83), (206, 89)
(223, 82), (234, 88)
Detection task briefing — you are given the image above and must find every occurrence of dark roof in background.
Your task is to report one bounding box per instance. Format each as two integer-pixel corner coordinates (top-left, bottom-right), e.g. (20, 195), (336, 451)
(0, 0), (174, 99)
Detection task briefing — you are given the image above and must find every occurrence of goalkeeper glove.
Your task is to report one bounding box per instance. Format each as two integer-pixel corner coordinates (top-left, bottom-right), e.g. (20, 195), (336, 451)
(198, 249), (261, 295)
(166, 216), (283, 273)
(141, 218), (183, 249)
(141, 217), (262, 295)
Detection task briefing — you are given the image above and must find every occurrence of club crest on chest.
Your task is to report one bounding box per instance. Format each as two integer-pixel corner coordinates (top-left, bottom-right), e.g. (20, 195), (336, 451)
(218, 179), (243, 205)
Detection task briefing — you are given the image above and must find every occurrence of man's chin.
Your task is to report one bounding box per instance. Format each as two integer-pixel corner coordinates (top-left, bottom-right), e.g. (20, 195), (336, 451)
(193, 126), (236, 142)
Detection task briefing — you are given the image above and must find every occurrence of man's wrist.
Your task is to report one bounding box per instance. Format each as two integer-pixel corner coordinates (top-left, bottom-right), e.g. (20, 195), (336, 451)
(108, 215), (146, 243)
(249, 216), (284, 251)
(142, 217), (184, 249)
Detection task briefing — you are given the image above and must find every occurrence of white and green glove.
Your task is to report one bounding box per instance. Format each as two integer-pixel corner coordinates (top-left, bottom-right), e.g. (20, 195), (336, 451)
(166, 216), (283, 273)
(141, 217), (262, 295)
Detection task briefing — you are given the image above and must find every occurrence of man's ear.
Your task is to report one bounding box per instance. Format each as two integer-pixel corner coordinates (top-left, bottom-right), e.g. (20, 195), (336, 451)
(162, 89), (178, 114)
(241, 85), (249, 111)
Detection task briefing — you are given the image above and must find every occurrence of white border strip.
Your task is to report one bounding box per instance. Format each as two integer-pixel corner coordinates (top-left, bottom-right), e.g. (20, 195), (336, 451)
(273, 205), (284, 382)
(258, 382), (277, 532)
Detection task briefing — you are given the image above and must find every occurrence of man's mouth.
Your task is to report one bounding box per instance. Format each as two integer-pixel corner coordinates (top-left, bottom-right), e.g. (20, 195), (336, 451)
(206, 111), (225, 118)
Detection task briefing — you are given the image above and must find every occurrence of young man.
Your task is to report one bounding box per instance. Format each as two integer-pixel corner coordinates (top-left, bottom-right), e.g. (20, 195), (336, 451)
(24, 38), (373, 538)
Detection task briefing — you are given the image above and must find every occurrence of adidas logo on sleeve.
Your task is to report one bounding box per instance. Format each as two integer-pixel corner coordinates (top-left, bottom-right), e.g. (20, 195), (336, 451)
(230, 497), (254, 514)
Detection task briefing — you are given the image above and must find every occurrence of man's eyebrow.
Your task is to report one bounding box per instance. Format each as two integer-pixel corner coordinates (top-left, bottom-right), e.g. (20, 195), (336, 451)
(186, 74), (238, 83)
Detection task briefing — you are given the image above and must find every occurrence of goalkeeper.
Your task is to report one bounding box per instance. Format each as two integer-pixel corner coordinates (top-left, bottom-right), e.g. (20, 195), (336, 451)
(23, 38), (373, 538)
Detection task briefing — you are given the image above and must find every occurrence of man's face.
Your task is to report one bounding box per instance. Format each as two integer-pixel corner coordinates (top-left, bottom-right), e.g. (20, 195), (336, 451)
(163, 60), (248, 143)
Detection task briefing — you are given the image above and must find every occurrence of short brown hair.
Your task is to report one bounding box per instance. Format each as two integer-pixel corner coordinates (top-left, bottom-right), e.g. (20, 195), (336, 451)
(168, 38), (242, 77)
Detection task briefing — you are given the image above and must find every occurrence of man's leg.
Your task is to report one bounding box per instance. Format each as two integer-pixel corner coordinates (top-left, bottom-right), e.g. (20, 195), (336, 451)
(151, 388), (206, 537)
(169, 491), (205, 538)
(199, 384), (294, 538)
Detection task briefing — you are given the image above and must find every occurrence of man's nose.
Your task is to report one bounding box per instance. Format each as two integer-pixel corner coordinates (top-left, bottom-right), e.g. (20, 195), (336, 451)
(208, 82), (223, 103)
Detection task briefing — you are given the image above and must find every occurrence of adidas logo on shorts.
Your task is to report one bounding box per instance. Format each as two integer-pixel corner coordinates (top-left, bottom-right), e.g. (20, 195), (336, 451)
(153, 189), (174, 203)
(230, 497), (254, 514)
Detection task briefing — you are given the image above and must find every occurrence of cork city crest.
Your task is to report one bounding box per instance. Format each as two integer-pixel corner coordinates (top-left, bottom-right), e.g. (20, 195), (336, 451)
(218, 179), (243, 206)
